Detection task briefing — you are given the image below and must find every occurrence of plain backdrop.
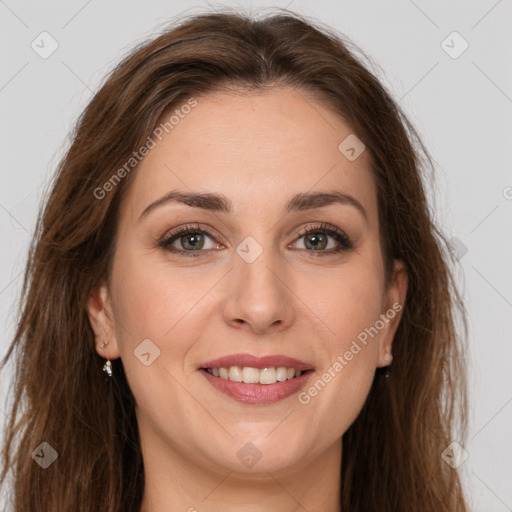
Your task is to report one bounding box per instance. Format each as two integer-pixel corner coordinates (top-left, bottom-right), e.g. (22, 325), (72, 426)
(1, 1), (511, 510)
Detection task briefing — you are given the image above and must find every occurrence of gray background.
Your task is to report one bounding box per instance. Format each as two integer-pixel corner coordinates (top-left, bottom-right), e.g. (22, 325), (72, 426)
(1, 1), (511, 510)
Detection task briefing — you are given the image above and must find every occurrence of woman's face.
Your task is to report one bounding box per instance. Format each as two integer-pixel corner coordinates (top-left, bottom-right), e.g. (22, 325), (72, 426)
(88, 86), (407, 476)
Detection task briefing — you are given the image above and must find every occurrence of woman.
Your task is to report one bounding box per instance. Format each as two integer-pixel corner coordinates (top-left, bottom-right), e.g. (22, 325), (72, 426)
(1, 9), (469, 511)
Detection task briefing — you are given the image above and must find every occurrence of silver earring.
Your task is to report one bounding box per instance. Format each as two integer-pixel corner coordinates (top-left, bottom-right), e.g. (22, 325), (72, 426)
(100, 340), (112, 377)
(102, 359), (112, 377)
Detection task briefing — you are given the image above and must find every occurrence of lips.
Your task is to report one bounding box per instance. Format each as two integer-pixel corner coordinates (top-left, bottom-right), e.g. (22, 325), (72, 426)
(198, 353), (314, 372)
(198, 353), (315, 405)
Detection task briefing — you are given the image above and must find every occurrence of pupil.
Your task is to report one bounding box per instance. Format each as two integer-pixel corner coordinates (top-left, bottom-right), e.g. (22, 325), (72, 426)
(306, 232), (327, 250)
(182, 233), (204, 250)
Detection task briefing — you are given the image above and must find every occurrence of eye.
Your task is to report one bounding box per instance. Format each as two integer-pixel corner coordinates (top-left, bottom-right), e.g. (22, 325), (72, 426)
(290, 223), (353, 255)
(158, 222), (353, 258)
(159, 224), (223, 257)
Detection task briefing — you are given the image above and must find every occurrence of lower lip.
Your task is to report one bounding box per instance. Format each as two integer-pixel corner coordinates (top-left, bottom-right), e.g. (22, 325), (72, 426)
(199, 369), (314, 404)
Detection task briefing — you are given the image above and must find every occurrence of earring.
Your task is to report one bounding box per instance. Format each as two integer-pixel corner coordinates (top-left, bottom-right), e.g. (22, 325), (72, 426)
(102, 360), (112, 377)
(100, 340), (113, 378)
(383, 351), (392, 379)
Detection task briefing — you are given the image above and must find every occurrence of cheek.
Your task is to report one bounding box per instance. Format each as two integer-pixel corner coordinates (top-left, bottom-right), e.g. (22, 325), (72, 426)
(294, 256), (383, 432)
(110, 245), (218, 341)
(302, 255), (384, 347)
(109, 246), (225, 415)
(108, 249), (213, 433)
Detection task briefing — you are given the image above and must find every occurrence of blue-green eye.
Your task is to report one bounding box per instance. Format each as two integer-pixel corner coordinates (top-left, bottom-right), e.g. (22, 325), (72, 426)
(159, 224), (221, 257)
(291, 223), (353, 254)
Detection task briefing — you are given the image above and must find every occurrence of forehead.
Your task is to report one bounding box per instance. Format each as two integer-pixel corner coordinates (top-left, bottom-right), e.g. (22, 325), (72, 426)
(120, 86), (377, 222)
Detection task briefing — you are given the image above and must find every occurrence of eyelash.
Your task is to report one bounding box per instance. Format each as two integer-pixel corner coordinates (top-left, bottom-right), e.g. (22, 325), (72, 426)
(158, 222), (353, 258)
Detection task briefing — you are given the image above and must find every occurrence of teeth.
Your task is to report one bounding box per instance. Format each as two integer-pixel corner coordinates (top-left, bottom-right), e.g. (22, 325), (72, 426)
(276, 367), (288, 382)
(242, 367), (259, 384)
(259, 367), (276, 385)
(205, 366), (305, 385)
(229, 366), (243, 382)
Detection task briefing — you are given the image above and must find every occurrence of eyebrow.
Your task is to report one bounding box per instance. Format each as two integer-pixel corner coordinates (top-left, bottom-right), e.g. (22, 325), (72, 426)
(139, 190), (367, 222)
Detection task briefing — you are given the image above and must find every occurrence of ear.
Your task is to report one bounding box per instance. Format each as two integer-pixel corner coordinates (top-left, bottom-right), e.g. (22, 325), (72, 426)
(87, 281), (121, 360)
(377, 259), (408, 368)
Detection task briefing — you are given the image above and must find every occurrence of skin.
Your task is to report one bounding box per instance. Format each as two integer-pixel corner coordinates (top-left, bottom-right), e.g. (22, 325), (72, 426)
(87, 86), (408, 512)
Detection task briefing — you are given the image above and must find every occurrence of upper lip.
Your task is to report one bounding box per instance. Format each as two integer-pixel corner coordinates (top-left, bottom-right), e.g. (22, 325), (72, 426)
(199, 353), (314, 372)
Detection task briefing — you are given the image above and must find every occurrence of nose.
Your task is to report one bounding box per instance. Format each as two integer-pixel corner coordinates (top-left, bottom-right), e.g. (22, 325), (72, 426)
(222, 248), (296, 335)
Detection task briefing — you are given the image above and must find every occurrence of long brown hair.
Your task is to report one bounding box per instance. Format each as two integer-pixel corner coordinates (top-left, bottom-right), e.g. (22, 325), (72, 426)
(1, 9), (468, 511)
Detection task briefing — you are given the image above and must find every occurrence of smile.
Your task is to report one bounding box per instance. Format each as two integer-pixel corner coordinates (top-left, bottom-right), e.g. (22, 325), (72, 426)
(204, 366), (303, 385)
(198, 353), (315, 404)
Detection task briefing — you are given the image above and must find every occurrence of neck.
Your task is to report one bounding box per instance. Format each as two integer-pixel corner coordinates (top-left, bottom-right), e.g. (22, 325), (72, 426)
(138, 427), (343, 512)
